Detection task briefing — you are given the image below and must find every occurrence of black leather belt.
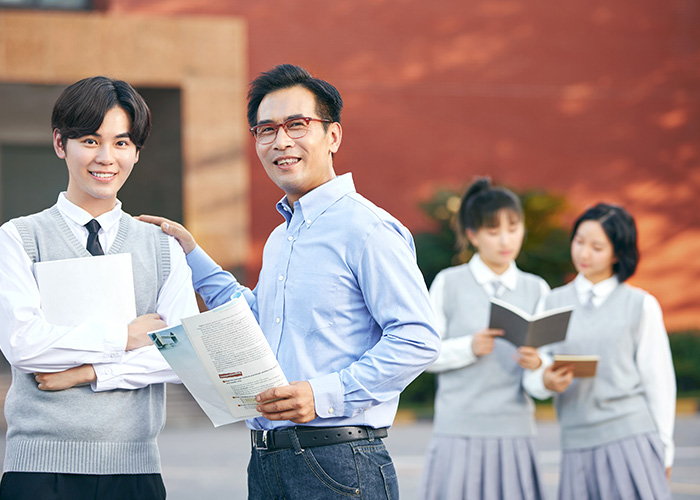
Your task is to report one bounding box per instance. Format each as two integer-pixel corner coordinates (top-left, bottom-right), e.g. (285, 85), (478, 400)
(251, 426), (388, 451)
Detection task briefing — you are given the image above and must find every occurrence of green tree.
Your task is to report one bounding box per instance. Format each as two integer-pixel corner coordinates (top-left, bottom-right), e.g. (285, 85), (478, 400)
(415, 184), (574, 289)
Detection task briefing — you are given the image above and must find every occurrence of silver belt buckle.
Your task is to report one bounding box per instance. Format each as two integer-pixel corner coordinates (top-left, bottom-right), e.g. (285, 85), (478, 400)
(257, 430), (269, 451)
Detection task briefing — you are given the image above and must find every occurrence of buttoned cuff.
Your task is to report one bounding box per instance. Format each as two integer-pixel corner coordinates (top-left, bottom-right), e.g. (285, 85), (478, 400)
(91, 363), (124, 392)
(308, 372), (344, 418)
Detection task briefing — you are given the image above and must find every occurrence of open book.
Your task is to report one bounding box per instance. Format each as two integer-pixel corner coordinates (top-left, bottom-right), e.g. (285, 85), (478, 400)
(489, 298), (573, 348)
(149, 292), (288, 427)
(552, 354), (599, 377)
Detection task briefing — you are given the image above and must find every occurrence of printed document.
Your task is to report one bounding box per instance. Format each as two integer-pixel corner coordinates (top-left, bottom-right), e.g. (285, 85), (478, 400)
(149, 293), (288, 427)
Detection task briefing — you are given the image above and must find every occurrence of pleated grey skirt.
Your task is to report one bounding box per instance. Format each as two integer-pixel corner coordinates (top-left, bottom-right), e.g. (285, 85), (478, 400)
(419, 435), (545, 500)
(558, 432), (670, 500)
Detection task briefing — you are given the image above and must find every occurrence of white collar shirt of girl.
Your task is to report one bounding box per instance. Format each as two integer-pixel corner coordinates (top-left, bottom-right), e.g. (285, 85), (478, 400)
(468, 253), (518, 298)
(574, 273), (619, 308)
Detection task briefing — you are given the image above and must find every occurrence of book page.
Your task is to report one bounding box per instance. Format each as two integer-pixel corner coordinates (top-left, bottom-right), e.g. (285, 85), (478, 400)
(157, 292), (288, 426)
(34, 254), (136, 326)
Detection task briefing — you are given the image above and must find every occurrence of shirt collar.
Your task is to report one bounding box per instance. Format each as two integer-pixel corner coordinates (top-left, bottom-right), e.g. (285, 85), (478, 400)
(56, 192), (123, 232)
(468, 253), (518, 291)
(573, 273), (619, 301)
(276, 173), (355, 226)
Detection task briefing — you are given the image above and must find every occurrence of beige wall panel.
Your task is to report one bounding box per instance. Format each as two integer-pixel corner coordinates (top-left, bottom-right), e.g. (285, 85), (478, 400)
(0, 10), (249, 269)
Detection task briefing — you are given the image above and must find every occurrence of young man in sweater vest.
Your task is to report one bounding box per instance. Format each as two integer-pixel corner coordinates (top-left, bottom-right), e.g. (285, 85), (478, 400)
(0, 76), (199, 500)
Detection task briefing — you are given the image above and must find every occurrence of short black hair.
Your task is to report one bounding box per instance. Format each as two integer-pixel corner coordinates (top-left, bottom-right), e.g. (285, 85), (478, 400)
(51, 76), (151, 150)
(571, 203), (639, 282)
(246, 64), (343, 129)
(456, 177), (523, 250)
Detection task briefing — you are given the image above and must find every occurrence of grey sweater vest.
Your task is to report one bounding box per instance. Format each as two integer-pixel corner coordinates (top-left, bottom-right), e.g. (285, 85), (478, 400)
(4, 205), (170, 474)
(432, 264), (547, 437)
(546, 283), (657, 450)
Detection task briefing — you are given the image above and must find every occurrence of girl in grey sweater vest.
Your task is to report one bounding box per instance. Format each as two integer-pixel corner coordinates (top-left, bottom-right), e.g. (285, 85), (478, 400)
(524, 203), (675, 500)
(419, 178), (549, 500)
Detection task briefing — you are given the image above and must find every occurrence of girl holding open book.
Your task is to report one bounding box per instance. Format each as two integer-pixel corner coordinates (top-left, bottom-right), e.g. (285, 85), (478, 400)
(524, 203), (676, 500)
(419, 178), (549, 500)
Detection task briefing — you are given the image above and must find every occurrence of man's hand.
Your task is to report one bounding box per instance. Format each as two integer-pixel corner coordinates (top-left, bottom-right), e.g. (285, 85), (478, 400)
(516, 346), (542, 370)
(471, 328), (504, 357)
(127, 313), (166, 351)
(543, 364), (574, 393)
(255, 381), (316, 424)
(35, 364), (96, 391)
(136, 215), (197, 255)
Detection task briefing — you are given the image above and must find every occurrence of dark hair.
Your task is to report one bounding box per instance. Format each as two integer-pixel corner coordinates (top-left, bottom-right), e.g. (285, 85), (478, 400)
(246, 64), (343, 129)
(571, 203), (639, 282)
(51, 76), (151, 150)
(456, 177), (523, 249)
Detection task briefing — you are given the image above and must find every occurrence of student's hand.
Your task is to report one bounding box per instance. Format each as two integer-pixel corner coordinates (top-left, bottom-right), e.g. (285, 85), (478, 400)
(255, 381), (317, 424)
(543, 364), (574, 393)
(127, 313), (166, 351)
(666, 467), (672, 482)
(35, 364), (96, 391)
(516, 346), (542, 370)
(136, 215), (197, 254)
(471, 328), (504, 357)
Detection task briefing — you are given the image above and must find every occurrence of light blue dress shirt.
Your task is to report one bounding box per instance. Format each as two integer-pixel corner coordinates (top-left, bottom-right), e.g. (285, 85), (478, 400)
(187, 173), (440, 431)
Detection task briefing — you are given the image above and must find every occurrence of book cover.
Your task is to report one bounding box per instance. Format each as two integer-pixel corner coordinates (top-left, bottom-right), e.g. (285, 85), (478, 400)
(489, 298), (573, 348)
(552, 354), (599, 377)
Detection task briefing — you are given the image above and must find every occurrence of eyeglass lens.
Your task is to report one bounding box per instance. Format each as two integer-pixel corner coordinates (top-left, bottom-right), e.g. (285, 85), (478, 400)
(255, 118), (310, 144)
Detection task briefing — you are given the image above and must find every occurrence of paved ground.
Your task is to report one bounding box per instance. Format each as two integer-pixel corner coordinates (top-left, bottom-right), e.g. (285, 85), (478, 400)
(155, 413), (700, 500)
(0, 382), (698, 499)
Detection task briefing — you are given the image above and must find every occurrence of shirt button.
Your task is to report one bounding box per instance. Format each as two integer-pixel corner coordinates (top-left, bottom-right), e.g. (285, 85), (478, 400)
(328, 407), (334, 414)
(306, 219), (311, 225)
(275, 317), (281, 324)
(287, 236), (293, 241)
(278, 275), (284, 281)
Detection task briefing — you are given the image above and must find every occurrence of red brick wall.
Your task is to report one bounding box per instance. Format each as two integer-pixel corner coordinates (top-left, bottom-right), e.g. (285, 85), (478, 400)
(105, 0), (700, 330)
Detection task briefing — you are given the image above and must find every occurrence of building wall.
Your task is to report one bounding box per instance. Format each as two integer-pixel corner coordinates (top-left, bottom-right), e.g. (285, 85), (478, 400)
(0, 10), (249, 271)
(6, 1), (700, 330)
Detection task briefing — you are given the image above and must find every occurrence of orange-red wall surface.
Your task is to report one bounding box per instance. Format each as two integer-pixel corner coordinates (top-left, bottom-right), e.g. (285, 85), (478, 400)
(106, 0), (699, 330)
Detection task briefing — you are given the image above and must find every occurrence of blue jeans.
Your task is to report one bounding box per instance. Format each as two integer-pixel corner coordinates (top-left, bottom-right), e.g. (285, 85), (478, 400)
(247, 429), (398, 499)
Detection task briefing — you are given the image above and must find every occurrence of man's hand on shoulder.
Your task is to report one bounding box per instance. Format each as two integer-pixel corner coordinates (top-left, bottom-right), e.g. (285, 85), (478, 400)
(255, 381), (317, 424)
(35, 364), (96, 391)
(136, 215), (197, 255)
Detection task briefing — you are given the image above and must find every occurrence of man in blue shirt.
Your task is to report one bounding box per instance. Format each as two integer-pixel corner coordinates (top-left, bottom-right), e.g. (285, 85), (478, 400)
(141, 64), (440, 499)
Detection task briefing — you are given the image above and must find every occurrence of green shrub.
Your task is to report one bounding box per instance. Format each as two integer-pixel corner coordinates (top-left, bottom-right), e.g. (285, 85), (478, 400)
(414, 184), (574, 289)
(669, 330), (700, 395)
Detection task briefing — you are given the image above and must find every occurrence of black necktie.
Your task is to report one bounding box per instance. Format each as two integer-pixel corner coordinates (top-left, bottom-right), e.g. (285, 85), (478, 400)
(85, 219), (104, 256)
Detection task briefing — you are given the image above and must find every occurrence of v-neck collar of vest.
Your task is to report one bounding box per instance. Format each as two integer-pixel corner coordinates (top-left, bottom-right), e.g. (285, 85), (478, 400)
(50, 206), (130, 257)
(574, 280), (623, 315)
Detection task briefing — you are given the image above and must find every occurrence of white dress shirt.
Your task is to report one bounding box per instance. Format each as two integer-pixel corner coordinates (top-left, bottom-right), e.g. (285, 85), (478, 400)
(523, 273), (677, 466)
(0, 193), (199, 391)
(427, 254), (549, 372)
